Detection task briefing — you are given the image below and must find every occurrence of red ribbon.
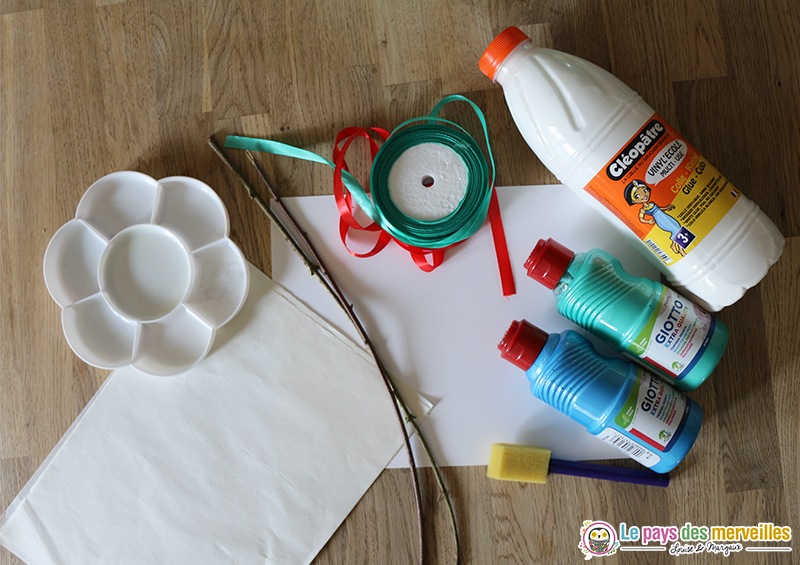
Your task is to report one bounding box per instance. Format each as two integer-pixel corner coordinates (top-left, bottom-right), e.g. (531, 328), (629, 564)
(487, 190), (516, 296)
(332, 127), (516, 296)
(332, 127), (392, 258)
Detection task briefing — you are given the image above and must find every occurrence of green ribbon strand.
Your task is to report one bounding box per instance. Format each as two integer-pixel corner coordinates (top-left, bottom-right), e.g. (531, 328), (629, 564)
(224, 135), (381, 224)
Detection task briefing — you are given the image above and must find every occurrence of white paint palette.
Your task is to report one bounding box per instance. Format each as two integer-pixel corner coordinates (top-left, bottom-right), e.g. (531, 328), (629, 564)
(43, 172), (249, 376)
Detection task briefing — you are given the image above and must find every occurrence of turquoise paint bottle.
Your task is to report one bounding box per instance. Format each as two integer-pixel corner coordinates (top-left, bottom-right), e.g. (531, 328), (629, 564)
(499, 320), (703, 473)
(524, 238), (728, 391)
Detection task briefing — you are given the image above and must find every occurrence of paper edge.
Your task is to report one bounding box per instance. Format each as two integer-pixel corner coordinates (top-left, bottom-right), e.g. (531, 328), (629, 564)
(0, 536), (40, 565)
(257, 266), (435, 424)
(0, 372), (118, 535)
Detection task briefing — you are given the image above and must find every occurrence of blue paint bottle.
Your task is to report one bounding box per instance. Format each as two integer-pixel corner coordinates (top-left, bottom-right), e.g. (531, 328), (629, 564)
(499, 320), (703, 473)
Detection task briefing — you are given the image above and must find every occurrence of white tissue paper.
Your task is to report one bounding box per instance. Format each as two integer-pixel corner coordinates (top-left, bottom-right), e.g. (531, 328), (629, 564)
(0, 264), (431, 565)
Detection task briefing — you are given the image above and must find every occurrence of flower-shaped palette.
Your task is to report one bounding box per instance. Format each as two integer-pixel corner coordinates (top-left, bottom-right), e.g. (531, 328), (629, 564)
(43, 172), (249, 376)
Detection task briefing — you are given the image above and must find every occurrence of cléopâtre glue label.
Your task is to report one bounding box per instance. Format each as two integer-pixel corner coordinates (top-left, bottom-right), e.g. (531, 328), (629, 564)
(584, 115), (740, 265)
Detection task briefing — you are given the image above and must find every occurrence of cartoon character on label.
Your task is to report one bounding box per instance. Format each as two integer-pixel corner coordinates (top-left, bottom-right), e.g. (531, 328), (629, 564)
(579, 520), (620, 559)
(588, 525), (612, 554)
(625, 179), (688, 257)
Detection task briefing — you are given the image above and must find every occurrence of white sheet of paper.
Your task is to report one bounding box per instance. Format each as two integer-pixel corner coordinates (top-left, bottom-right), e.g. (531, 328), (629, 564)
(271, 185), (661, 468)
(0, 265), (431, 565)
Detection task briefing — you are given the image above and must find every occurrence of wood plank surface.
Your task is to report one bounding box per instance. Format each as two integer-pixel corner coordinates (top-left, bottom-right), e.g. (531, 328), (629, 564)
(1, 1), (798, 563)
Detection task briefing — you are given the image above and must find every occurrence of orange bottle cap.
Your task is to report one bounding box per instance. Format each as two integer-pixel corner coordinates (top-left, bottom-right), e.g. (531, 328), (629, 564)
(480, 27), (530, 81)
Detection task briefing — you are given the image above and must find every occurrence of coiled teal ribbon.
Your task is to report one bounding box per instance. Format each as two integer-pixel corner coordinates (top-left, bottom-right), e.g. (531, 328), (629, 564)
(225, 95), (515, 295)
(369, 116), (490, 249)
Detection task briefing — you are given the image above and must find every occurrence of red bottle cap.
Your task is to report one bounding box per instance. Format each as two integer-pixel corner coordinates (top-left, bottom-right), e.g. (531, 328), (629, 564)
(479, 26), (530, 81)
(524, 238), (575, 290)
(498, 319), (549, 370)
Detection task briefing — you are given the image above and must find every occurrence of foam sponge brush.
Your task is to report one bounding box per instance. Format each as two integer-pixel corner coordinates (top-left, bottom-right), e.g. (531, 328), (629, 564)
(487, 443), (669, 487)
(488, 443), (551, 483)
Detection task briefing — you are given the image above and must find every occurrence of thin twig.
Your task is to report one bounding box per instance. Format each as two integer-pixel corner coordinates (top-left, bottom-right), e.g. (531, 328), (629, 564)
(246, 149), (461, 564)
(209, 137), (464, 564)
(244, 148), (460, 560)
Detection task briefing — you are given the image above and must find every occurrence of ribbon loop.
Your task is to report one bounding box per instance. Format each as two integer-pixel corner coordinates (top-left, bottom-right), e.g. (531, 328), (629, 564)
(332, 127), (394, 259)
(339, 217), (392, 258)
(333, 128), (384, 232)
(224, 95), (516, 296)
(410, 249), (445, 272)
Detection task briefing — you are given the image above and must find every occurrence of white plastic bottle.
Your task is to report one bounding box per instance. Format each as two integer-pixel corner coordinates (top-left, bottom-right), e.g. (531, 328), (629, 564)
(480, 27), (784, 311)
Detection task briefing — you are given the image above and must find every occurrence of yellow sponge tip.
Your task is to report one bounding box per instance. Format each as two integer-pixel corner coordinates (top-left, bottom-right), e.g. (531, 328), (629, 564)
(487, 443), (552, 484)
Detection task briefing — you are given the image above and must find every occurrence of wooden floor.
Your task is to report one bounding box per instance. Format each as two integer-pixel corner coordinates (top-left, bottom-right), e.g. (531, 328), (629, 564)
(1, 1), (798, 563)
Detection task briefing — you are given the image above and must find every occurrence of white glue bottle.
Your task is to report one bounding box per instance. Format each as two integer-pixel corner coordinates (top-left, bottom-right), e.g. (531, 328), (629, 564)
(480, 27), (784, 311)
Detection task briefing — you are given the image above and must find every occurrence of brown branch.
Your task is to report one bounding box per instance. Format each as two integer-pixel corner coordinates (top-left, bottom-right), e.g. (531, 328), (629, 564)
(244, 148), (460, 563)
(209, 137), (461, 564)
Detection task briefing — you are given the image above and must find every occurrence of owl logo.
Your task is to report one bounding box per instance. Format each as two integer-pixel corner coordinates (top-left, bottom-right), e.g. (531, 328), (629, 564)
(588, 525), (612, 553)
(579, 520), (619, 559)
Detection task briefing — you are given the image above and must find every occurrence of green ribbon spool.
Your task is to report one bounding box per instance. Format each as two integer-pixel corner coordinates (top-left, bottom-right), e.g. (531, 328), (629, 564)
(370, 116), (492, 249)
(225, 95), (496, 251)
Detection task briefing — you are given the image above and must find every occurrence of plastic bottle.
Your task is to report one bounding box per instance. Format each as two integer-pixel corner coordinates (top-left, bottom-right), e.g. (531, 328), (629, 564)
(480, 27), (784, 312)
(525, 238), (728, 391)
(499, 319), (703, 473)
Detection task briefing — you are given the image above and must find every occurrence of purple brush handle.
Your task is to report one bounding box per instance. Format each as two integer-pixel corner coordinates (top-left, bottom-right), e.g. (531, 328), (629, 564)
(549, 458), (670, 487)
